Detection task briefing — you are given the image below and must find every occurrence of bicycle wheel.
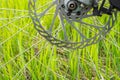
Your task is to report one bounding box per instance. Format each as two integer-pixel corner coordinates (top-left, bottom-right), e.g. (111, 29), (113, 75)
(28, 0), (117, 49)
(0, 0), (120, 80)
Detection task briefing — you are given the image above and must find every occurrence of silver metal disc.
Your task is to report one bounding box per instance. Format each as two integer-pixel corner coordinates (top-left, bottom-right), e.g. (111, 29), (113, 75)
(28, 0), (117, 49)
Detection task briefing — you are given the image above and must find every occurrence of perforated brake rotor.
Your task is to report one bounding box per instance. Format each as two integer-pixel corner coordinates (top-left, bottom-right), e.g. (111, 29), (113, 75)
(28, 0), (117, 49)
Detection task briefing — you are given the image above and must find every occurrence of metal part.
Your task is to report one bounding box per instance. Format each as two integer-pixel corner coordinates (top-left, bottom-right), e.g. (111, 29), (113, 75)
(28, 0), (117, 49)
(78, 0), (93, 5)
(63, 0), (93, 17)
(109, 0), (120, 10)
(67, 1), (78, 11)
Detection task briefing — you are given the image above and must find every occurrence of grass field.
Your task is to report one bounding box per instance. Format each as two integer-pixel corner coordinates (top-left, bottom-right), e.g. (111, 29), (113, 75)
(0, 0), (120, 80)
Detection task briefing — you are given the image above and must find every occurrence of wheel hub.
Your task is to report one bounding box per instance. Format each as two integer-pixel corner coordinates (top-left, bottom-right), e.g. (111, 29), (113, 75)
(60, 0), (92, 19)
(67, 1), (78, 11)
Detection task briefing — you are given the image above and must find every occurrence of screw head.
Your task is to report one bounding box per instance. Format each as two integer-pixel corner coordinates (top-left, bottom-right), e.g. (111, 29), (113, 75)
(61, 4), (65, 8)
(77, 11), (81, 15)
(67, 12), (71, 16)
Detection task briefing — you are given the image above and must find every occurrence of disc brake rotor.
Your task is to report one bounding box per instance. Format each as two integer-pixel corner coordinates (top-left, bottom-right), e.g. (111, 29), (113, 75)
(29, 0), (117, 49)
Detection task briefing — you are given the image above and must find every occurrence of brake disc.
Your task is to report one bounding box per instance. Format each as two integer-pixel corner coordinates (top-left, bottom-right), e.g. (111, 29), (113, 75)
(28, 0), (117, 49)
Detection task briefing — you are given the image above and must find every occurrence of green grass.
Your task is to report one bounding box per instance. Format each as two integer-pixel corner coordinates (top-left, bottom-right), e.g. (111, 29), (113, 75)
(0, 0), (120, 80)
